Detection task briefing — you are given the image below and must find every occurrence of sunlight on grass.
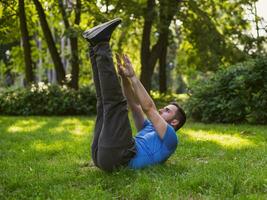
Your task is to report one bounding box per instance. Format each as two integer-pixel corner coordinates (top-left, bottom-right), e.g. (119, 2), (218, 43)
(50, 118), (93, 136)
(184, 129), (255, 149)
(32, 140), (64, 152)
(7, 120), (46, 133)
(1, 117), (266, 199)
(61, 118), (83, 126)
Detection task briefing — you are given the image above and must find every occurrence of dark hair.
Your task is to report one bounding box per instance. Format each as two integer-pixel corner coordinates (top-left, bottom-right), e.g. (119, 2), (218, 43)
(170, 102), (186, 131)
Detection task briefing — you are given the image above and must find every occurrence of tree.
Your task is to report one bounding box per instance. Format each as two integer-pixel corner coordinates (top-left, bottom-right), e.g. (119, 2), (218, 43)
(176, 0), (254, 74)
(1, 0), (265, 91)
(58, 0), (81, 89)
(158, 0), (179, 93)
(246, 1), (266, 55)
(32, 0), (66, 84)
(140, 0), (180, 92)
(19, 0), (34, 85)
(139, 0), (157, 92)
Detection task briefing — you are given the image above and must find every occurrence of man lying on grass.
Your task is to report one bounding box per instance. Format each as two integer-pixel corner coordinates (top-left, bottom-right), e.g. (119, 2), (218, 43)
(82, 18), (186, 172)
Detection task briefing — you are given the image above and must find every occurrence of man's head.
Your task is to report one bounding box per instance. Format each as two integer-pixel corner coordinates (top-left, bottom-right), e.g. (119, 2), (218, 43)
(158, 102), (186, 131)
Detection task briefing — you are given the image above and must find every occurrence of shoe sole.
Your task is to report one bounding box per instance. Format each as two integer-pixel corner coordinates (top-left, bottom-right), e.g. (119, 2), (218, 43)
(82, 18), (121, 39)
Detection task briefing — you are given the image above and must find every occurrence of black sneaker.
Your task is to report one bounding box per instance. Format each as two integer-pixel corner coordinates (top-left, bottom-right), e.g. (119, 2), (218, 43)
(82, 18), (122, 46)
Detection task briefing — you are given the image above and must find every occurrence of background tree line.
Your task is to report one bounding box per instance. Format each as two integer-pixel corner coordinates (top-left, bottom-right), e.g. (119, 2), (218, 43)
(0, 0), (266, 93)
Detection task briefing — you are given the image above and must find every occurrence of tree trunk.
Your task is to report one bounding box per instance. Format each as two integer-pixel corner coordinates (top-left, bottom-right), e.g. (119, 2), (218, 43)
(140, 0), (180, 93)
(253, 2), (261, 52)
(5, 68), (14, 86)
(159, 36), (167, 93)
(158, 0), (178, 93)
(58, 0), (81, 89)
(0, 42), (19, 86)
(70, 0), (81, 90)
(33, 0), (66, 84)
(19, 0), (34, 86)
(140, 0), (157, 92)
(35, 29), (43, 82)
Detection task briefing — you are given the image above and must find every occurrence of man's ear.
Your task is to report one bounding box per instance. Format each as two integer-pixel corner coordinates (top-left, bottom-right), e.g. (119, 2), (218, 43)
(171, 119), (179, 127)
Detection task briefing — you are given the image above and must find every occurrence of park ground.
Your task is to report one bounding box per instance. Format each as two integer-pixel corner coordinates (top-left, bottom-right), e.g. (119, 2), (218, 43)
(0, 116), (266, 199)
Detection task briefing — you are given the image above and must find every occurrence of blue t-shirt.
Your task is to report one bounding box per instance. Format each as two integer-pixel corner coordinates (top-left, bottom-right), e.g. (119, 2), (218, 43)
(128, 120), (178, 169)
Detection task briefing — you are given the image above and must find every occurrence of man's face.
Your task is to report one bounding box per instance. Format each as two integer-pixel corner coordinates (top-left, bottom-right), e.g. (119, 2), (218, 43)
(158, 104), (178, 123)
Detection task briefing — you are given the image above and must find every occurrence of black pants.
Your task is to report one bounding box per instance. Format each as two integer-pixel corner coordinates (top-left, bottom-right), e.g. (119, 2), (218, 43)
(89, 42), (136, 172)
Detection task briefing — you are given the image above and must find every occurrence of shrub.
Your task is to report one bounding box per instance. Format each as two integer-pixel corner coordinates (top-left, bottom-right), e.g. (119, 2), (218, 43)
(0, 83), (97, 116)
(186, 57), (267, 124)
(0, 83), (190, 116)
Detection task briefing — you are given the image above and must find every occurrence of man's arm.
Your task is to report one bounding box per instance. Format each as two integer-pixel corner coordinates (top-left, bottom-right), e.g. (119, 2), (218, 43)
(120, 54), (168, 139)
(121, 76), (145, 131)
(116, 54), (145, 131)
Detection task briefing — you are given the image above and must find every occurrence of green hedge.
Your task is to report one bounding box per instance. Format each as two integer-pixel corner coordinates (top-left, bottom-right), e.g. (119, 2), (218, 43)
(0, 83), (97, 115)
(0, 83), (189, 116)
(186, 57), (267, 124)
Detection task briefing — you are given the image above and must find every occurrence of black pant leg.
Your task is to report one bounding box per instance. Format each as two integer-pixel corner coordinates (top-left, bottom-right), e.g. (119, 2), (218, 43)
(89, 48), (103, 167)
(93, 42), (136, 171)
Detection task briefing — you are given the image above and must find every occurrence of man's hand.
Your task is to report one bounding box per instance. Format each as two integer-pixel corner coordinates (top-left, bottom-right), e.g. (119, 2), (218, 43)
(116, 54), (135, 78)
(115, 53), (124, 77)
(116, 53), (167, 138)
(115, 53), (145, 131)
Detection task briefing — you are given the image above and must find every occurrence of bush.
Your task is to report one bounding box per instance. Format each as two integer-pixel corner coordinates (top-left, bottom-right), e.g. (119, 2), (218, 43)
(186, 57), (267, 124)
(0, 83), (190, 116)
(0, 83), (97, 116)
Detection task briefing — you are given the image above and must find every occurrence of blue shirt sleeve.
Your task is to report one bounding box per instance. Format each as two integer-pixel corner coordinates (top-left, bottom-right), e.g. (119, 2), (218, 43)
(162, 125), (178, 151)
(143, 119), (150, 128)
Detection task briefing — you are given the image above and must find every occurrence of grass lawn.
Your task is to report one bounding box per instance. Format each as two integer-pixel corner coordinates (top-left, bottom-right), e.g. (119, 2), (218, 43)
(0, 116), (266, 199)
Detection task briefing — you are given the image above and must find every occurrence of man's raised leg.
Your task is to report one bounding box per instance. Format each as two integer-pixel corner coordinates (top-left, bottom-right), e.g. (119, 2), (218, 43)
(93, 42), (136, 171)
(89, 48), (103, 167)
(83, 19), (136, 171)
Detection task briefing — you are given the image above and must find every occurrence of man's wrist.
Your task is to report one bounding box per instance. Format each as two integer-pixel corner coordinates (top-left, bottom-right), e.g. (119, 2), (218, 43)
(130, 74), (138, 81)
(121, 75), (127, 81)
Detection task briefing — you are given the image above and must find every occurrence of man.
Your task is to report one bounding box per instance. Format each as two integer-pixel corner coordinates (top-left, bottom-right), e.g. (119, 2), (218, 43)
(83, 18), (186, 172)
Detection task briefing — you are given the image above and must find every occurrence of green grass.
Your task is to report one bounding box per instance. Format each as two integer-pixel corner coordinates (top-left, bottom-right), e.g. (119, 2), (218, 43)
(0, 116), (266, 200)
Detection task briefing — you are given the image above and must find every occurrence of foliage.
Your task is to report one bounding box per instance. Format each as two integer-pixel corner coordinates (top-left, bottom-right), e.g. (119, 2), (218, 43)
(0, 0), (266, 107)
(151, 90), (188, 108)
(0, 83), (190, 115)
(0, 83), (96, 115)
(186, 56), (267, 124)
(0, 117), (266, 199)
(176, 0), (266, 75)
